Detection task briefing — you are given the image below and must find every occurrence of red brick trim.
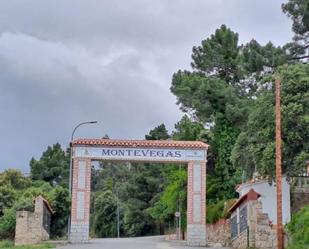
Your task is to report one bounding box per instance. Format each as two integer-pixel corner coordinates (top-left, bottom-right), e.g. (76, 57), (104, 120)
(72, 138), (209, 149)
(228, 188), (261, 214)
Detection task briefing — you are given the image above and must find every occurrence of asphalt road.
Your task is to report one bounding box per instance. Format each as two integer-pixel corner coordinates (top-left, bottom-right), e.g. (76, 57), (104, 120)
(56, 236), (230, 249)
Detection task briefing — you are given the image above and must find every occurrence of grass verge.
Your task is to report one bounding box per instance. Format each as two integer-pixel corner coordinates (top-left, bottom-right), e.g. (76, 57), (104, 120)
(0, 240), (54, 249)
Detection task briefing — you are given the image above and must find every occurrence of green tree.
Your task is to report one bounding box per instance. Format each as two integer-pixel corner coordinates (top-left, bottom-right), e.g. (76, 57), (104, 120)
(0, 171), (70, 239)
(286, 205), (309, 249)
(242, 40), (287, 73)
(172, 38), (242, 201)
(0, 186), (15, 217)
(191, 25), (241, 84)
(0, 181), (52, 239)
(170, 25), (289, 202)
(145, 124), (170, 140)
(90, 160), (165, 237)
(209, 115), (242, 200)
(232, 63), (309, 177)
(282, 0), (309, 60)
(206, 199), (235, 224)
(0, 169), (31, 217)
(49, 186), (70, 238)
(0, 208), (16, 239)
(121, 163), (165, 236)
(0, 169), (31, 190)
(149, 117), (208, 231)
(148, 167), (187, 230)
(92, 190), (118, 238)
(240, 40), (288, 96)
(30, 143), (69, 187)
(0, 170), (31, 217)
(172, 115), (205, 141)
(190, 25), (287, 95)
(123, 199), (156, 237)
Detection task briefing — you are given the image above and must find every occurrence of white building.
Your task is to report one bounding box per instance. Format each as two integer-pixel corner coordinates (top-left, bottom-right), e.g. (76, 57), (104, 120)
(236, 177), (291, 224)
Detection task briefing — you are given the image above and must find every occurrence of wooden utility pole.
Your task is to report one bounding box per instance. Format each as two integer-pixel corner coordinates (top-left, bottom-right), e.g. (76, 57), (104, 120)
(275, 77), (283, 249)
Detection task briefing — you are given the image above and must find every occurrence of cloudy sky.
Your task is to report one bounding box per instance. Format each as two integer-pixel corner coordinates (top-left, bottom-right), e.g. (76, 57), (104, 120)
(0, 0), (293, 172)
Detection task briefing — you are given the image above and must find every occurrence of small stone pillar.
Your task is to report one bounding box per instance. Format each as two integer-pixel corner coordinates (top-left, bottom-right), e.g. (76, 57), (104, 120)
(69, 158), (92, 243)
(15, 196), (53, 245)
(187, 161), (207, 246)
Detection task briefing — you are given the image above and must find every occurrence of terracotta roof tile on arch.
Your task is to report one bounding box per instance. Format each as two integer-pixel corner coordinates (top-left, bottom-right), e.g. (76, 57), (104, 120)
(72, 138), (209, 149)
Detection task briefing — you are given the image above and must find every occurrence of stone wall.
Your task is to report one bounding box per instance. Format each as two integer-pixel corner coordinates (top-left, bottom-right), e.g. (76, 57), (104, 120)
(15, 197), (51, 245)
(291, 176), (309, 214)
(254, 213), (277, 249)
(206, 219), (231, 247)
(15, 211), (49, 245)
(231, 230), (248, 249)
(232, 200), (278, 249)
(187, 224), (206, 246)
(291, 192), (309, 214)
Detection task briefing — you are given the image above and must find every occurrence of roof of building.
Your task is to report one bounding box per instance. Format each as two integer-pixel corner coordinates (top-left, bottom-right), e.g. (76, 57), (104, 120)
(228, 189), (261, 214)
(235, 178), (269, 193)
(72, 138), (209, 149)
(35, 195), (54, 214)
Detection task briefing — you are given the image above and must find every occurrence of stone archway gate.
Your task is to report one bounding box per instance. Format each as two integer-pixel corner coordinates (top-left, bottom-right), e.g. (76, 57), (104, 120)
(69, 138), (208, 246)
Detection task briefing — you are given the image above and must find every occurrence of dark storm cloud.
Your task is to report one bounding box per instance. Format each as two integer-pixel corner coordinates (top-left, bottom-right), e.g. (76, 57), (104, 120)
(0, 0), (292, 171)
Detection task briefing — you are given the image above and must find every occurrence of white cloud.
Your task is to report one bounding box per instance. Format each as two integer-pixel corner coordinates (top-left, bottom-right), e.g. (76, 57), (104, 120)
(0, 0), (293, 171)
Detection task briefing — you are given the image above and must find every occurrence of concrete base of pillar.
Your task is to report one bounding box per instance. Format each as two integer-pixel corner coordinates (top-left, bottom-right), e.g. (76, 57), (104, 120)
(187, 224), (207, 246)
(69, 222), (89, 243)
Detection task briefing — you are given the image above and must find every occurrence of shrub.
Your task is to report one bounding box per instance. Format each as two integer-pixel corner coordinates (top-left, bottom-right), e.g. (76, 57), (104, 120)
(286, 205), (309, 249)
(206, 199), (236, 224)
(0, 209), (16, 239)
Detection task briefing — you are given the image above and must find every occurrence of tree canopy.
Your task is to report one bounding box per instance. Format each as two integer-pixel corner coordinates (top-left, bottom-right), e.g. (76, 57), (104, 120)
(145, 124), (170, 140)
(30, 143), (70, 187)
(282, 0), (309, 60)
(232, 63), (309, 177)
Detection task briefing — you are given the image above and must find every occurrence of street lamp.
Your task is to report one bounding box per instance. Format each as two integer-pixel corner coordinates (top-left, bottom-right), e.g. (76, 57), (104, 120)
(67, 121), (98, 240)
(69, 121), (98, 193)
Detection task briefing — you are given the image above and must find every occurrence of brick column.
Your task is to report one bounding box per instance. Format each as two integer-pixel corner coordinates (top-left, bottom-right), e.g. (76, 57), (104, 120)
(187, 161), (206, 246)
(69, 158), (91, 243)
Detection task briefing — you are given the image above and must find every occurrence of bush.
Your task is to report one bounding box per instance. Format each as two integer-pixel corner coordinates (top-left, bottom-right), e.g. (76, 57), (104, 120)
(0, 209), (16, 239)
(0, 180), (70, 240)
(206, 199), (236, 224)
(49, 186), (70, 238)
(0, 197), (34, 239)
(286, 205), (309, 249)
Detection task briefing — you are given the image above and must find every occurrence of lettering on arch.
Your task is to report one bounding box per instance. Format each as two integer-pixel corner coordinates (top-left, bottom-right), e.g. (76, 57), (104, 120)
(74, 146), (206, 162)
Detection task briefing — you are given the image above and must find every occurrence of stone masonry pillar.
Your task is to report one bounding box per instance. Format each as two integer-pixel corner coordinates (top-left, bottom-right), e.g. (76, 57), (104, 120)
(69, 158), (91, 243)
(187, 161), (206, 246)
